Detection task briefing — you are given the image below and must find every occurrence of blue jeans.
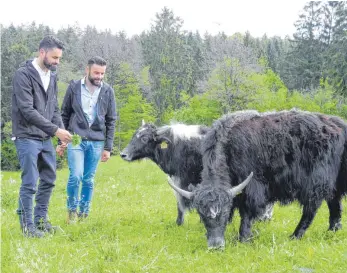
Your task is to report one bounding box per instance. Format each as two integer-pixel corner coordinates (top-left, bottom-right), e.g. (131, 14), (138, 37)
(66, 140), (103, 214)
(15, 138), (56, 228)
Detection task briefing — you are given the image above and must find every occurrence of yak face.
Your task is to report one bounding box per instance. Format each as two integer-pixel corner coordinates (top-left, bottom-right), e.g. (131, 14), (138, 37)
(168, 172), (253, 249)
(120, 122), (159, 161)
(194, 186), (234, 250)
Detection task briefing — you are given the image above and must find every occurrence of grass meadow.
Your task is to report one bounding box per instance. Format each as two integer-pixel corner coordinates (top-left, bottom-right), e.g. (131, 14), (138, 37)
(1, 156), (347, 273)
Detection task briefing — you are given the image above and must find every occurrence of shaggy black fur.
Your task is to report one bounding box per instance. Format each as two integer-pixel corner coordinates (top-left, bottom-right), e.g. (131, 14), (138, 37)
(176, 110), (347, 248)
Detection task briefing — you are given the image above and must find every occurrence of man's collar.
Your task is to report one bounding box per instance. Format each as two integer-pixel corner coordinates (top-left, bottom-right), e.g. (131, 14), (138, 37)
(32, 58), (50, 76)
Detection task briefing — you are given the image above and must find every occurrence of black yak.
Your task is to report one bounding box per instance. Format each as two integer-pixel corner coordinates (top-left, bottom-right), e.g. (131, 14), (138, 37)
(120, 121), (209, 225)
(169, 110), (347, 249)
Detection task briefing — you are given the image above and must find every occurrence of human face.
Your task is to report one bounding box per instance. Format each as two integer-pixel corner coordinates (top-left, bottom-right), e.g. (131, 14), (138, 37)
(86, 64), (106, 87)
(40, 48), (62, 71)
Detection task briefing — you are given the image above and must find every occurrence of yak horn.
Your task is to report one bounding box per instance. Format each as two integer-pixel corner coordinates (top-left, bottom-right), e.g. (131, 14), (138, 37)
(168, 179), (193, 200)
(142, 119), (146, 126)
(228, 172), (253, 197)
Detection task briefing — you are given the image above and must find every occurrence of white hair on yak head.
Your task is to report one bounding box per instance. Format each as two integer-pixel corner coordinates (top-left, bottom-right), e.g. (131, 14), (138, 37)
(156, 123), (203, 144)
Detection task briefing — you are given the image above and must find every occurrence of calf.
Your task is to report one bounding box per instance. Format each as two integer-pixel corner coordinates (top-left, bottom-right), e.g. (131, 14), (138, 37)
(120, 121), (209, 225)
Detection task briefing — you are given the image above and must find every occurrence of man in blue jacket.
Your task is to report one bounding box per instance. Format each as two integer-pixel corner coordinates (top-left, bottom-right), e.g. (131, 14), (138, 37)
(58, 56), (117, 223)
(12, 35), (72, 237)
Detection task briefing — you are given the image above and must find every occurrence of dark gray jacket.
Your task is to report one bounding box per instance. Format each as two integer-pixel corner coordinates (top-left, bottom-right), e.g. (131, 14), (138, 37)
(61, 79), (117, 151)
(12, 60), (63, 140)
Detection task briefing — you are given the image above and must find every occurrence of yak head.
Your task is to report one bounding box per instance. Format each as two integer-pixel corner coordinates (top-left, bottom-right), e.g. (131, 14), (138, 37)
(168, 172), (253, 250)
(120, 120), (172, 161)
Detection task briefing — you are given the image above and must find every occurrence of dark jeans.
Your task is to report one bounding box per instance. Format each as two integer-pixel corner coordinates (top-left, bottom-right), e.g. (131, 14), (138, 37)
(15, 138), (56, 228)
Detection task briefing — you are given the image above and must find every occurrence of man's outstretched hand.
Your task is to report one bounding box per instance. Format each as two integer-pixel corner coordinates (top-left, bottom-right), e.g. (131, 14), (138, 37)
(55, 128), (72, 143)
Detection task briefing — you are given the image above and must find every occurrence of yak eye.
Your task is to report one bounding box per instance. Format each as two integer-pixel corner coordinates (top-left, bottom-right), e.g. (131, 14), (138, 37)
(141, 136), (149, 143)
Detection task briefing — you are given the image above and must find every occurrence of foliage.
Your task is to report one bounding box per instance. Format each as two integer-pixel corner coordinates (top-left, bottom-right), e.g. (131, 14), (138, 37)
(206, 57), (260, 114)
(247, 73), (347, 119)
(141, 7), (207, 121)
(71, 134), (82, 147)
(114, 63), (155, 152)
(163, 91), (222, 125)
(1, 123), (20, 171)
(285, 2), (347, 93)
(51, 136), (67, 169)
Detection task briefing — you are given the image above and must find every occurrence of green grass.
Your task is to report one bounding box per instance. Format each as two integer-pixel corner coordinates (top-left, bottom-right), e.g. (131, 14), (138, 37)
(1, 156), (347, 273)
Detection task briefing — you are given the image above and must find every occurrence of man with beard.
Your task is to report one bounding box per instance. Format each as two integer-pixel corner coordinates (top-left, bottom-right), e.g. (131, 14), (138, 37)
(58, 56), (116, 223)
(12, 35), (72, 237)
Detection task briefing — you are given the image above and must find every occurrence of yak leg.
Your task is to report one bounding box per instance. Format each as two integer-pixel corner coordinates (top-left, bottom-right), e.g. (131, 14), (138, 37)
(239, 209), (254, 242)
(168, 176), (187, 225)
(175, 196), (186, 225)
(291, 200), (322, 239)
(327, 196), (342, 231)
(228, 205), (236, 222)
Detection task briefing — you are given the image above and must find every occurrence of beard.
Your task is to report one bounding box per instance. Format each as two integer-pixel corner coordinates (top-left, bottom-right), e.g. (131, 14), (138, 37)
(43, 57), (57, 71)
(88, 74), (102, 87)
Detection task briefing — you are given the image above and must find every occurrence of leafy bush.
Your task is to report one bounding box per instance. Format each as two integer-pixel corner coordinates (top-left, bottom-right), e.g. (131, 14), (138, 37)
(163, 91), (222, 126)
(1, 122), (19, 170)
(113, 63), (156, 153)
(1, 140), (20, 171)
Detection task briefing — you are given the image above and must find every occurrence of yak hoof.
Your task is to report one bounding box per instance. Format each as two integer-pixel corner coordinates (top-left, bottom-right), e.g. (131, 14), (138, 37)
(290, 233), (303, 240)
(176, 218), (184, 226)
(239, 234), (253, 243)
(329, 222), (342, 231)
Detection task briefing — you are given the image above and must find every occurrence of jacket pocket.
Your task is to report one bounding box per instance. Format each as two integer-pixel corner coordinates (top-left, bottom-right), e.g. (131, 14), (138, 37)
(71, 113), (88, 130)
(19, 118), (33, 134)
(91, 116), (105, 131)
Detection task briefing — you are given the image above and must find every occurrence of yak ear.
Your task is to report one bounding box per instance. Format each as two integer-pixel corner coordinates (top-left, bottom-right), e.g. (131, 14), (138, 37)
(155, 126), (172, 143)
(142, 119), (146, 126)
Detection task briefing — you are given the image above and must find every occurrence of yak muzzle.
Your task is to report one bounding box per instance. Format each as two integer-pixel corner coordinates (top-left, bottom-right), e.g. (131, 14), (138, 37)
(120, 150), (131, 161)
(207, 237), (225, 250)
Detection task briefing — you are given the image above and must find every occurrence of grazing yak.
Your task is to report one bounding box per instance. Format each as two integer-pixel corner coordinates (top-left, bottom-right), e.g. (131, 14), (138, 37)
(120, 121), (210, 225)
(120, 119), (274, 225)
(169, 110), (347, 249)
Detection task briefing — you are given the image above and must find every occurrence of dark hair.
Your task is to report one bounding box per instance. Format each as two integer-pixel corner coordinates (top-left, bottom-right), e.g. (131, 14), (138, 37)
(88, 56), (107, 67)
(39, 35), (65, 51)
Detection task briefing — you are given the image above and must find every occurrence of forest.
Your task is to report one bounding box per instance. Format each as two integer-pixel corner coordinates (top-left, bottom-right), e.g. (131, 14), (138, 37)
(1, 1), (347, 170)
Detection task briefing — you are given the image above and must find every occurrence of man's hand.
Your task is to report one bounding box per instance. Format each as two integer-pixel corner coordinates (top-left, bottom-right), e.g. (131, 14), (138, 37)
(56, 145), (65, 157)
(55, 128), (72, 143)
(101, 150), (111, 162)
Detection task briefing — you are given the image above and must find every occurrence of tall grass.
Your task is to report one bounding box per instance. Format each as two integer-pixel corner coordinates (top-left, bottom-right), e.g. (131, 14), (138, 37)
(1, 156), (347, 273)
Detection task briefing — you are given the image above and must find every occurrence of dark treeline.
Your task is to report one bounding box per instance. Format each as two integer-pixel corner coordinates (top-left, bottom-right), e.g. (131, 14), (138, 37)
(1, 2), (347, 170)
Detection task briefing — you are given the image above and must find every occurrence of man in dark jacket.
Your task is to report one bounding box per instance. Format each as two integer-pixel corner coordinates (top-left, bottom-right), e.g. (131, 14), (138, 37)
(58, 56), (117, 223)
(12, 35), (72, 237)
